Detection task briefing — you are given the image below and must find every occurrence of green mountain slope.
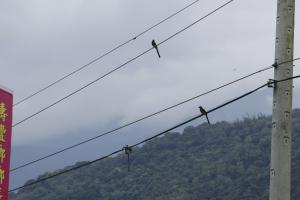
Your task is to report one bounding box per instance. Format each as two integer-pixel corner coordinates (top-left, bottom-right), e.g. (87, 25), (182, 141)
(10, 109), (300, 200)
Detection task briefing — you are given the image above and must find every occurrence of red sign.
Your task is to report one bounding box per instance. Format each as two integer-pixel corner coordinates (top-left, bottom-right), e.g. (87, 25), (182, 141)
(0, 87), (13, 200)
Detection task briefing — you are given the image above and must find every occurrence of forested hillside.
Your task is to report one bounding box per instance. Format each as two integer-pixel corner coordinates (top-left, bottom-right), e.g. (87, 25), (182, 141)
(10, 109), (300, 200)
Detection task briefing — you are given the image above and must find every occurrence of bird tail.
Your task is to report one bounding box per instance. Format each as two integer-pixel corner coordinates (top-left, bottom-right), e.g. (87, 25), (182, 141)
(156, 48), (161, 58)
(205, 115), (211, 125)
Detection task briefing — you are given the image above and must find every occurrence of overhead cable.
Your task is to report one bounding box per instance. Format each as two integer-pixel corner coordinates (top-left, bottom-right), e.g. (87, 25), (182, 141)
(13, 0), (202, 107)
(9, 74), (300, 192)
(12, 0), (234, 127)
(10, 58), (300, 172)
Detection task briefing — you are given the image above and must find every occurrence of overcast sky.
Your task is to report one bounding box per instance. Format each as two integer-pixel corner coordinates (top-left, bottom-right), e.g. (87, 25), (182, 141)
(1, 0), (300, 188)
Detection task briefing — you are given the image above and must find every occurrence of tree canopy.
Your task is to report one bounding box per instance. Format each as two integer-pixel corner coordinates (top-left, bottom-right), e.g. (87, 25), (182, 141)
(10, 109), (300, 200)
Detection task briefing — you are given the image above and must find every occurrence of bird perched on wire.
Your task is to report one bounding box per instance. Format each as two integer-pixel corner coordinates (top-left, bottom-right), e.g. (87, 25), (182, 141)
(199, 106), (211, 125)
(152, 39), (161, 58)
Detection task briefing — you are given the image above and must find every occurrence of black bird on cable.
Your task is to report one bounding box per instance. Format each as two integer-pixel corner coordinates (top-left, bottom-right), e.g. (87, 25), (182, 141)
(152, 39), (161, 58)
(199, 106), (211, 125)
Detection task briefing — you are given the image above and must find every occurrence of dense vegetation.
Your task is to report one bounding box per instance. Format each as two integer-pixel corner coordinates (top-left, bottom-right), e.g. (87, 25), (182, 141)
(10, 109), (300, 200)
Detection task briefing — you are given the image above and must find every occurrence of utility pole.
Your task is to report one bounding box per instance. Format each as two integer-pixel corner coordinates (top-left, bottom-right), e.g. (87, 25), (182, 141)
(270, 0), (295, 199)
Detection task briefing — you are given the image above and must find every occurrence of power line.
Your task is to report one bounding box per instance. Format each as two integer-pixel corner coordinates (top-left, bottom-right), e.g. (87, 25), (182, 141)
(13, 0), (202, 107)
(9, 75), (300, 192)
(9, 149), (124, 192)
(10, 58), (300, 172)
(12, 0), (234, 128)
(132, 75), (300, 148)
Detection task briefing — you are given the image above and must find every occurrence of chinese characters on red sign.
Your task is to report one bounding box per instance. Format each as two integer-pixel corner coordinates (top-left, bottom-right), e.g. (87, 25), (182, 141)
(0, 88), (13, 200)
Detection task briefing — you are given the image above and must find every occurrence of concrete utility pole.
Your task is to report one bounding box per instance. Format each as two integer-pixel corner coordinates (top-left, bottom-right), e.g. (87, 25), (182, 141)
(270, 0), (295, 199)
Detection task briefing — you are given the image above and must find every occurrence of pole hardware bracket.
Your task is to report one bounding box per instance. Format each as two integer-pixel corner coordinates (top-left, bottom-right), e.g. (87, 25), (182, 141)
(267, 79), (276, 88)
(272, 62), (278, 68)
(124, 145), (133, 172)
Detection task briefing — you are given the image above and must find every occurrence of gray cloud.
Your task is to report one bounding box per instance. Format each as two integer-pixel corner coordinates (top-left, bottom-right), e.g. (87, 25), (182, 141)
(1, 0), (299, 145)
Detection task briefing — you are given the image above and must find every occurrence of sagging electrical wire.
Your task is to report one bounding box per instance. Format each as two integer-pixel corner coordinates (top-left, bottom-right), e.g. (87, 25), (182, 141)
(10, 58), (300, 172)
(12, 0), (234, 128)
(13, 0), (202, 107)
(9, 74), (300, 192)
